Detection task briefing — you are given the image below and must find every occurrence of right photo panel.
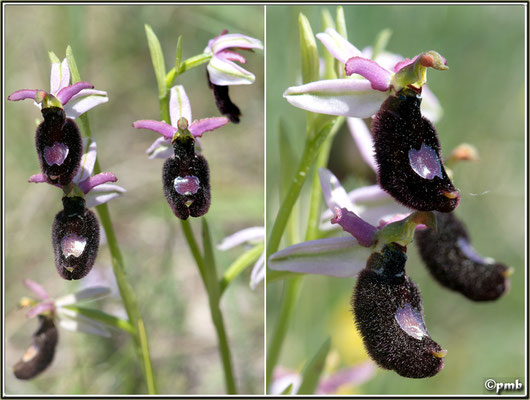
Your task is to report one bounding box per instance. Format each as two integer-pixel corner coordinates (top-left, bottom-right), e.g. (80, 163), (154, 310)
(266, 4), (526, 396)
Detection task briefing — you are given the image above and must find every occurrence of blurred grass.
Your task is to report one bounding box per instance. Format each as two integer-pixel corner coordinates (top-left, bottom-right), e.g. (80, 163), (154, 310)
(266, 5), (525, 395)
(5, 5), (263, 395)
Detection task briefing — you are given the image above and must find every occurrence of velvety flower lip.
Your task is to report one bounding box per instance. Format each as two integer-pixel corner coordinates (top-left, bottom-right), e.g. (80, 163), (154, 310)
(22, 279), (112, 337)
(218, 226), (265, 290)
(284, 27), (445, 120)
(204, 31), (263, 86)
(29, 138), (125, 208)
(133, 85), (229, 158)
(8, 58), (108, 119)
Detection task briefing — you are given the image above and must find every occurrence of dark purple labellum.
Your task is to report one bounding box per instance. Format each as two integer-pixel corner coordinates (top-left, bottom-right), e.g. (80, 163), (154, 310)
(162, 136), (211, 219)
(52, 196), (99, 280)
(372, 88), (459, 213)
(353, 243), (446, 378)
(35, 107), (83, 186)
(415, 212), (510, 301)
(207, 70), (241, 123)
(13, 316), (58, 380)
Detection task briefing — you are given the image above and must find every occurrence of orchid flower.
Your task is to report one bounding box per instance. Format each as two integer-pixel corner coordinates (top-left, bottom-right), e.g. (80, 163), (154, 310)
(269, 167), (432, 278)
(270, 361), (376, 395)
(20, 279), (112, 338)
(8, 57), (108, 119)
(218, 226), (265, 290)
(28, 138), (125, 208)
(204, 30), (263, 86)
(283, 27), (446, 119)
(134, 85), (229, 159)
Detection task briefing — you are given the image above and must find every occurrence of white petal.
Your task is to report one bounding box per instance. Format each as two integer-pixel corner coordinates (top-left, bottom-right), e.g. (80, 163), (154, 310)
(169, 85), (192, 126)
(207, 56), (255, 86)
(318, 168), (354, 212)
(316, 28), (362, 64)
(146, 137), (173, 159)
(85, 183), (126, 208)
(55, 286), (111, 307)
(63, 92), (109, 119)
(250, 253), (265, 290)
(346, 118), (378, 172)
(73, 138), (97, 184)
(269, 237), (371, 278)
(58, 311), (111, 338)
(283, 79), (388, 118)
(217, 226), (264, 251)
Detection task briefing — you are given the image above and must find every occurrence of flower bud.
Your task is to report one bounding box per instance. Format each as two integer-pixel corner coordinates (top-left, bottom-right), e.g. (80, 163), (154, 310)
(415, 212), (511, 301)
(372, 88), (459, 213)
(162, 136), (211, 219)
(13, 316), (58, 380)
(353, 243), (446, 378)
(35, 106), (83, 186)
(52, 196), (100, 280)
(207, 70), (241, 123)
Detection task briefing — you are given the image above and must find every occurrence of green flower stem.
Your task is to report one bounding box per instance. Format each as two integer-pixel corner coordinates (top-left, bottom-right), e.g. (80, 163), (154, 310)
(63, 305), (135, 335)
(220, 243), (264, 295)
(67, 46), (157, 394)
(265, 276), (303, 391)
(165, 53), (212, 89)
(266, 116), (345, 258)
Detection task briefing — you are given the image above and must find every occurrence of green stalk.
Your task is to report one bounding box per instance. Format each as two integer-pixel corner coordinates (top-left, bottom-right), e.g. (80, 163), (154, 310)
(265, 276), (302, 390)
(266, 116), (345, 258)
(220, 243), (264, 295)
(165, 53), (212, 89)
(66, 46), (157, 394)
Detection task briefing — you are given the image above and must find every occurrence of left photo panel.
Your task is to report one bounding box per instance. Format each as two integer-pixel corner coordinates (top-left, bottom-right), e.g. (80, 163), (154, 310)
(4, 5), (264, 395)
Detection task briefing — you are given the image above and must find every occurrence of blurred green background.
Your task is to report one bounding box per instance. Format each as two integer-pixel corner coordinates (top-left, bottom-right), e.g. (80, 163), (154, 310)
(266, 5), (525, 396)
(5, 5), (263, 395)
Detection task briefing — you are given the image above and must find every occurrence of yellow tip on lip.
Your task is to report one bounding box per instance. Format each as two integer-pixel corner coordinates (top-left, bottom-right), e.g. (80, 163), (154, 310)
(432, 349), (448, 358)
(502, 267), (515, 278)
(64, 266), (75, 272)
(443, 190), (459, 199)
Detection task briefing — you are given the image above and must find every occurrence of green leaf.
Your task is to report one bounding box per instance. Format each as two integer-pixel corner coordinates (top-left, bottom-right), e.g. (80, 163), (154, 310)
(336, 6), (347, 39)
(66, 45), (82, 83)
(298, 13), (319, 84)
(175, 35), (183, 74)
(48, 51), (61, 65)
(321, 9), (337, 80)
(64, 305), (135, 334)
(297, 337), (331, 395)
(144, 24), (167, 99)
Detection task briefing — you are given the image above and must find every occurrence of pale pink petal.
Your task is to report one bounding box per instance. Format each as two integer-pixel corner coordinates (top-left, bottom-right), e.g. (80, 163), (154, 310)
(73, 138), (97, 185)
(250, 253), (265, 290)
(57, 311), (111, 338)
(345, 57), (392, 91)
(318, 168), (354, 212)
(85, 183), (126, 208)
(79, 172), (118, 194)
(146, 137), (173, 159)
(347, 118), (377, 172)
(283, 79), (388, 118)
(133, 120), (177, 139)
(270, 367), (301, 395)
(169, 85), (192, 126)
(50, 62), (62, 94)
(63, 90), (109, 119)
(331, 207), (377, 247)
(207, 56), (255, 85)
(55, 286), (110, 307)
(58, 58), (71, 92)
(269, 237), (371, 278)
(316, 28), (362, 64)
(56, 82), (94, 105)
(28, 173), (47, 183)
(210, 33), (263, 53)
(24, 279), (50, 300)
(317, 361), (377, 394)
(420, 85), (443, 123)
(189, 117), (229, 137)
(218, 226), (264, 251)
(8, 89), (39, 101)
(26, 302), (54, 318)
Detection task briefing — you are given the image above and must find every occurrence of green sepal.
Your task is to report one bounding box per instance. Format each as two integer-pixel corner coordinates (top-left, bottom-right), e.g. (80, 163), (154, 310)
(371, 28), (393, 60)
(48, 51), (61, 65)
(175, 35), (183, 74)
(298, 13), (319, 84)
(321, 9), (338, 80)
(145, 24), (167, 99)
